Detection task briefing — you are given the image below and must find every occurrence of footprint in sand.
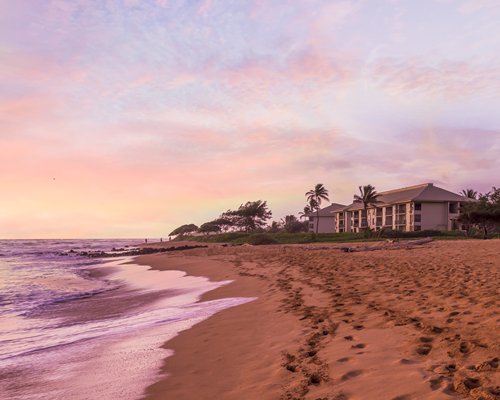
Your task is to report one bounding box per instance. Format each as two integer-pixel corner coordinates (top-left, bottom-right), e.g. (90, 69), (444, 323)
(351, 343), (366, 349)
(416, 343), (432, 355)
(399, 358), (417, 365)
(429, 376), (445, 390)
(341, 370), (363, 381)
(337, 357), (350, 363)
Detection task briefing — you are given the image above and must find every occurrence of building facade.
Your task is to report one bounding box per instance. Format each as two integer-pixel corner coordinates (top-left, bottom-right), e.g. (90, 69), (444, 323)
(307, 203), (346, 233)
(338, 183), (468, 233)
(309, 183), (471, 233)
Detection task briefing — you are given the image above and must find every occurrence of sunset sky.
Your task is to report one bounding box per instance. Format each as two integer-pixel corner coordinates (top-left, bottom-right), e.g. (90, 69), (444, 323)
(1, 0), (499, 238)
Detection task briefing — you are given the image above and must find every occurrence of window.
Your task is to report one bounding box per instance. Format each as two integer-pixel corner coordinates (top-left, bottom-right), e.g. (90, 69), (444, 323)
(397, 204), (406, 214)
(414, 225), (421, 231)
(414, 203), (422, 211)
(309, 216), (314, 221)
(414, 214), (421, 223)
(376, 208), (383, 216)
(385, 207), (393, 216)
(449, 203), (458, 213)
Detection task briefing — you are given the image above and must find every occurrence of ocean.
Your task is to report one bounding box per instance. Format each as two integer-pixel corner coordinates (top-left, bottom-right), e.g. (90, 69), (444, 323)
(0, 239), (252, 399)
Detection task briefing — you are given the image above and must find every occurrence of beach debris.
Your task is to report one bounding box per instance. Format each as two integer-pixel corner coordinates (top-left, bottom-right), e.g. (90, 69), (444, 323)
(340, 237), (433, 253)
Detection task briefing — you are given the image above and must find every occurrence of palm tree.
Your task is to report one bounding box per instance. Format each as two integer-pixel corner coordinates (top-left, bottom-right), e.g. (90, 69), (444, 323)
(460, 189), (478, 199)
(353, 185), (381, 230)
(299, 199), (317, 219)
(299, 206), (311, 220)
(305, 184), (330, 233)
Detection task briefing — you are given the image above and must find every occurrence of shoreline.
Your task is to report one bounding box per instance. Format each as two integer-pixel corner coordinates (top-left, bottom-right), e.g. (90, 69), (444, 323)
(135, 240), (500, 400)
(136, 249), (299, 400)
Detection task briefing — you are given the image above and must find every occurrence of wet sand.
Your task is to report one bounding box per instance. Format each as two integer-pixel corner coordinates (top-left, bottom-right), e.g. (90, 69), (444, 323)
(140, 240), (500, 400)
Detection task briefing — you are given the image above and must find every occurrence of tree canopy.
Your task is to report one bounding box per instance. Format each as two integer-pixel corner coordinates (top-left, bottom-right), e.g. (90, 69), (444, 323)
(281, 214), (308, 233)
(460, 188), (478, 199)
(458, 187), (500, 237)
(353, 184), (381, 210)
(169, 224), (199, 236)
(198, 221), (222, 235)
(224, 200), (272, 232)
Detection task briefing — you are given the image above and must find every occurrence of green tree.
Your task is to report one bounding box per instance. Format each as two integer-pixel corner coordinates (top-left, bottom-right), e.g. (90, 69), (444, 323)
(459, 186), (500, 238)
(198, 221), (222, 235)
(227, 200), (272, 232)
(305, 184), (330, 234)
(267, 221), (282, 233)
(281, 214), (308, 233)
(460, 189), (478, 199)
(169, 224), (199, 237)
(299, 198), (318, 220)
(353, 184), (381, 230)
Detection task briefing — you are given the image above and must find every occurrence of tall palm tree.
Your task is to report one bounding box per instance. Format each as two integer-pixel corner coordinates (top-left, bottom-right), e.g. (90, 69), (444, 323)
(353, 185), (381, 229)
(305, 184), (330, 233)
(460, 189), (477, 199)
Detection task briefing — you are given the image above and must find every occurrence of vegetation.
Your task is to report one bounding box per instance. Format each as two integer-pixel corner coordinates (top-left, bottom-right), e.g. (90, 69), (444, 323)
(181, 230), (472, 245)
(169, 184), (500, 242)
(459, 186), (500, 238)
(305, 184), (330, 234)
(222, 200), (272, 232)
(198, 221), (222, 235)
(353, 184), (381, 213)
(246, 233), (279, 245)
(460, 188), (478, 199)
(281, 215), (309, 233)
(169, 224), (199, 236)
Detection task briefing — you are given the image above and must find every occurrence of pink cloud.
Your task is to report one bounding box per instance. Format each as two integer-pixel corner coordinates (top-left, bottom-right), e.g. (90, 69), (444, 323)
(371, 58), (500, 96)
(198, 0), (214, 17)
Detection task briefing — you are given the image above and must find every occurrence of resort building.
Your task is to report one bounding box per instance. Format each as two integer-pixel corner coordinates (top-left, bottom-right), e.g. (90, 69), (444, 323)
(307, 203), (346, 233)
(309, 183), (472, 233)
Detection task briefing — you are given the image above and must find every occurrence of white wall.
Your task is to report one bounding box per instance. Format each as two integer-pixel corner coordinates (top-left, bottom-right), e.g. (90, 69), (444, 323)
(310, 216), (336, 233)
(421, 203), (448, 230)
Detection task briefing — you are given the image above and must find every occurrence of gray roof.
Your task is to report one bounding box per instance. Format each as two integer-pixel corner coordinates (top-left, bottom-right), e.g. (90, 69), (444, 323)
(307, 202), (346, 217)
(340, 183), (471, 212)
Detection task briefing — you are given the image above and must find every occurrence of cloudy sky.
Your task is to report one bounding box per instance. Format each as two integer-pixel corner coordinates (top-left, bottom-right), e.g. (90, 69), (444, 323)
(1, 0), (499, 238)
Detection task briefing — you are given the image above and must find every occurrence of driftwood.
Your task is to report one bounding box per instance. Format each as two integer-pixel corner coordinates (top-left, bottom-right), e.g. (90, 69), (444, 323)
(340, 237), (433, 253)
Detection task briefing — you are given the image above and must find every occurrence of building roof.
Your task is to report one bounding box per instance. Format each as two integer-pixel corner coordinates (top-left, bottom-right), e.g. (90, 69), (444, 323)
(339, 183), (471, 212)
(307, 202), (346, 217)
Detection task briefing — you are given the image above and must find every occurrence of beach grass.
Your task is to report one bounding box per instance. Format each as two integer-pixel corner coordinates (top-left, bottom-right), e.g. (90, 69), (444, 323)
(179, 230), (483, 245)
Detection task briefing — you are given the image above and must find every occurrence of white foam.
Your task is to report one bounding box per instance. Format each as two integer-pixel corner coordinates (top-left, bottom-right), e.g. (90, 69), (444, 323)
(0, 258), (254, 400)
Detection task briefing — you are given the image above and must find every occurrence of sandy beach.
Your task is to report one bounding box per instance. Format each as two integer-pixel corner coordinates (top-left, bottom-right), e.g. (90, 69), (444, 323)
(134, 239), (500, 400)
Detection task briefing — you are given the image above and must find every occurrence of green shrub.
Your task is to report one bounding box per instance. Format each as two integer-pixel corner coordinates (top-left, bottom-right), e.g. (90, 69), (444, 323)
(246, 233), (279, 245)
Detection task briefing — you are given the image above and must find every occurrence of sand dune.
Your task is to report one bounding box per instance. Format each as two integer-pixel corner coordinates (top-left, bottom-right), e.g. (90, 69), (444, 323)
(139, 239), (499, 400)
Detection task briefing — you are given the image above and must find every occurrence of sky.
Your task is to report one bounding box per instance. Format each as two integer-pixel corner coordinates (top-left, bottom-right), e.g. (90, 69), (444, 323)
(1, 0), (499, 238)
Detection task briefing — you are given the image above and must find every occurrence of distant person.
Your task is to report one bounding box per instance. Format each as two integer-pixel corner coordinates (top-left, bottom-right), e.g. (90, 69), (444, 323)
(160, 237), (163, 242)
(145, 239), (148, 244)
